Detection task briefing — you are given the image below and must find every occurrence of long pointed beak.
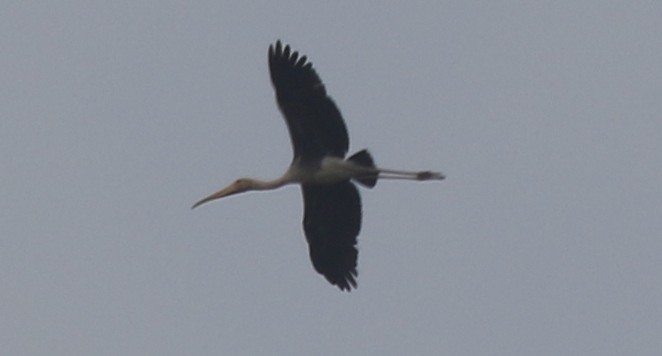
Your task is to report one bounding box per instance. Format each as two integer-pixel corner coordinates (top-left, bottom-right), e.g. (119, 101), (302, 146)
(191, 183), (243, 209)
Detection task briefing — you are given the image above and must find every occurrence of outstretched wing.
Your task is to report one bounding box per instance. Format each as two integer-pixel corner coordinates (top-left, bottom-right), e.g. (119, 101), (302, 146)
(269, 40), (349, 161)
(301, 181), (361, 291)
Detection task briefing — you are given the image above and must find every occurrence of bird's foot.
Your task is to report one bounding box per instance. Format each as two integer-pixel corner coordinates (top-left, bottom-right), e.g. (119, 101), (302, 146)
(416, 171), (445, 180)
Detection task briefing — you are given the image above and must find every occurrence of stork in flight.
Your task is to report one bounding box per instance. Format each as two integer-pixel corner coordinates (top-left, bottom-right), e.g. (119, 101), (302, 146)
(193, 40), (444, 291)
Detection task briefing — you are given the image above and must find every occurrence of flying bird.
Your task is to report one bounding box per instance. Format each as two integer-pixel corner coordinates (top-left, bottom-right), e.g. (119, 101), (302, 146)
(193, 40), (444, 291)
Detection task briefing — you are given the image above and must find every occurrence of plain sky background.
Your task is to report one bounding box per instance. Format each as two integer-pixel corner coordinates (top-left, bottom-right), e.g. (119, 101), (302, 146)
(2, 1), (661, 355)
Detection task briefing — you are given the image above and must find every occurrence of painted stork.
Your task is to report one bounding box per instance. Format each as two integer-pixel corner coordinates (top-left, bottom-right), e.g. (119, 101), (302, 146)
(193, 40), (444, 291)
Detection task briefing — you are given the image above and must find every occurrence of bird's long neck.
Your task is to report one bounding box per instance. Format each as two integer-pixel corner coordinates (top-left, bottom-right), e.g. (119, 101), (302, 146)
(248, 176), (289, 191)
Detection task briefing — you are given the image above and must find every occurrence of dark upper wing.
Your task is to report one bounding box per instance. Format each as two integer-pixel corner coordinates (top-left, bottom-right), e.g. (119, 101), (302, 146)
(269, 40), (349, 161)
(301, 181), (361, 291)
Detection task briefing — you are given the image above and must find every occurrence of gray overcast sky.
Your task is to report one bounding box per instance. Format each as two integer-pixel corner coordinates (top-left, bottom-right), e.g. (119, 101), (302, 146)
(2, 1), (661, 355)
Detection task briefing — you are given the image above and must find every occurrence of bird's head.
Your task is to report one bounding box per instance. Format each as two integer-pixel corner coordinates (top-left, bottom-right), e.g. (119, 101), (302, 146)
(191, 178), (254, 209)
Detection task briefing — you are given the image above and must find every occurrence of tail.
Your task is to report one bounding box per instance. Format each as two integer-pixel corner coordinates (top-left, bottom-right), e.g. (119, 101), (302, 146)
(348, 149), (377, 188)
